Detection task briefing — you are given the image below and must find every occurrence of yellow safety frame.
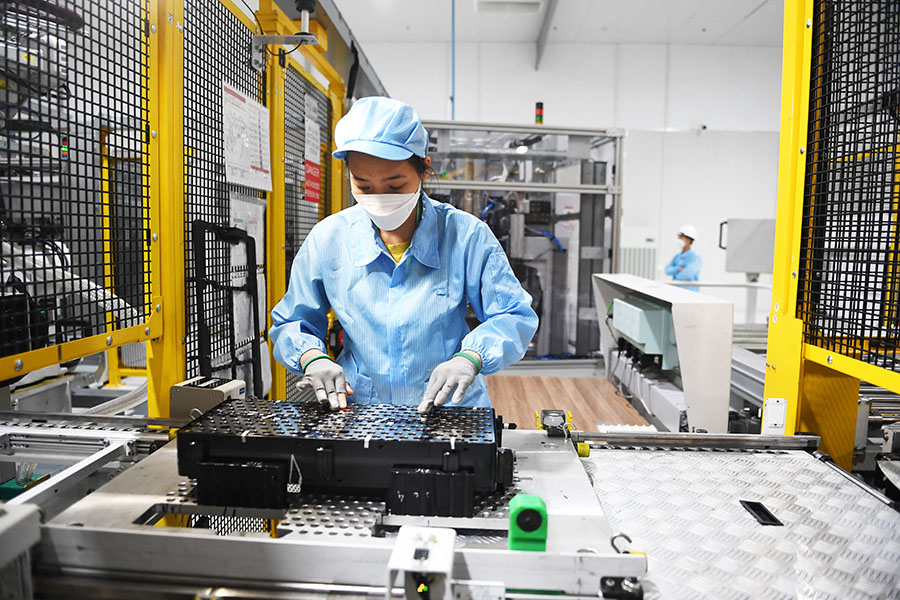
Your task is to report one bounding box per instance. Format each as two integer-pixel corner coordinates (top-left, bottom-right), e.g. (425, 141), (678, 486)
(145, 0), (187, 418)
(1, 0), (347, 416)
(0, 4), (164, 384)
(764, 0), (896, 470)
(256, 0), (346, 400)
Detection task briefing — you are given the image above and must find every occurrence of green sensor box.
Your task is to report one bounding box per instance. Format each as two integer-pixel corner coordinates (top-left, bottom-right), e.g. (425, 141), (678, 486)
(508, 494), (548, 552)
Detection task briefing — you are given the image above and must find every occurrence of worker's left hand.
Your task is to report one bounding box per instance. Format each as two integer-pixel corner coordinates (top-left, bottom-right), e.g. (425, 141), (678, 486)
(418, 355), (479, 414)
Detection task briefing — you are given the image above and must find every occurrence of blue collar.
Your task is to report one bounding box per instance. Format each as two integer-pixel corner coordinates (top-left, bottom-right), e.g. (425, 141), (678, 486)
(351, 193), (440, 269)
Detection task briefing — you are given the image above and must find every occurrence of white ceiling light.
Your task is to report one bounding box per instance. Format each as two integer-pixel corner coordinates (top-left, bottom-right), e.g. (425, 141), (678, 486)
(475, 0), (543, 13)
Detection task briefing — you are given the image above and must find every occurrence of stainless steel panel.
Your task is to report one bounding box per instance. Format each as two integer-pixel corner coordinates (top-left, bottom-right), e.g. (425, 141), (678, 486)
(585, 449), (900, 600)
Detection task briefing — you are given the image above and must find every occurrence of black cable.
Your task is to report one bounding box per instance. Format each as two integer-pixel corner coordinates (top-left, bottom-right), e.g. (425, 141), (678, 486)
(235, 0), (303, 59)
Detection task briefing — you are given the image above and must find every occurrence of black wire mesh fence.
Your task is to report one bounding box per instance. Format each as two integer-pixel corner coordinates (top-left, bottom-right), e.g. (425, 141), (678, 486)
(183, 0), (265, 384)
(797, 1), (900, 369)
(0, 0), (150, 367)
(284, 65), (331, 401)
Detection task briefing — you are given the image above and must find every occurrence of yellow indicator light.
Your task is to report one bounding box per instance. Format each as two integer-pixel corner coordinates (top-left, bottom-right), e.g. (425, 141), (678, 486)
(417, 584), (428, 594)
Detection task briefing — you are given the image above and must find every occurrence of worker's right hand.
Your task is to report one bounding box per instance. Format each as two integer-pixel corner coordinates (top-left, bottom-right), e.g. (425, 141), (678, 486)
(296, 356), (353, 411)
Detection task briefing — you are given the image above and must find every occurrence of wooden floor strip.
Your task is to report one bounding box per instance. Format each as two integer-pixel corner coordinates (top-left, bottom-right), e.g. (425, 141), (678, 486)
(486, 375), (648, 432)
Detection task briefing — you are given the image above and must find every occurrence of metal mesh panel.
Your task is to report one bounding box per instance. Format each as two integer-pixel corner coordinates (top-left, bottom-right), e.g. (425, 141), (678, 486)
(0, 1), (150, 364)
(113, 159), (148, 368)
(284, 66), (331, 400)
(188, 514), (273, 536)
(797, 1), (900, 368)
(183, 0), (263, 379)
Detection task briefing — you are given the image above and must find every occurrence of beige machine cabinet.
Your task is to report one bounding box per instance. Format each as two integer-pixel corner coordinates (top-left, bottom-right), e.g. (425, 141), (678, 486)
(593, 274), (733, 433)
(169, 377), (246, 420)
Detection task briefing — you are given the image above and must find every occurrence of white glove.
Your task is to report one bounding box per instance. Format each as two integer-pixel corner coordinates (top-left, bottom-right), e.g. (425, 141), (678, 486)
(417, 354), (480, 414)
(296, 356), (351, 411)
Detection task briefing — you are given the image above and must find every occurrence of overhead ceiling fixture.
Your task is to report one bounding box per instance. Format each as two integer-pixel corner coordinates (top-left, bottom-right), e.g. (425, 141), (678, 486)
(475, 0), (543, 13)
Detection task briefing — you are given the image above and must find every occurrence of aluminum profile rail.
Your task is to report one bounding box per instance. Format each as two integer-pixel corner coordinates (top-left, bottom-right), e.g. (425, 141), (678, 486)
(570, 430), (821, 451)
(0, 411), (185, 429)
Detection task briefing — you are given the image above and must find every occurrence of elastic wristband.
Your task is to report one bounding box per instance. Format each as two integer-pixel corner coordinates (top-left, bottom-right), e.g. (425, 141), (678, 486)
(301, 353), (332, 373)
(453, 351), (482, 374)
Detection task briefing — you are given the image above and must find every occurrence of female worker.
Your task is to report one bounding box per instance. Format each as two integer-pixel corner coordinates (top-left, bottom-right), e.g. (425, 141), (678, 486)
(270, 97), (538, 414)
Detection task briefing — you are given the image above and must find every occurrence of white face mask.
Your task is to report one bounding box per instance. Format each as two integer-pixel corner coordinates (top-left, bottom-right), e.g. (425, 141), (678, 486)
(352, 183), (422, 231)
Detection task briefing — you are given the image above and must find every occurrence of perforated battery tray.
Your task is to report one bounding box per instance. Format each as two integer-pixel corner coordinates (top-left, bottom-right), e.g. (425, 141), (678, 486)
(176, 399), (515, 517)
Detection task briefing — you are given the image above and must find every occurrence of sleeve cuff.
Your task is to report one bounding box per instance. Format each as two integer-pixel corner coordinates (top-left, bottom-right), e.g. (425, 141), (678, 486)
(461, 340), (495, 374)
(274, 332), (327, 375)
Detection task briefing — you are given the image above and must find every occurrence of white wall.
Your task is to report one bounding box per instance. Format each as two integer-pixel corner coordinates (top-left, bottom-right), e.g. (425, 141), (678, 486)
(363, 41), (783, 322)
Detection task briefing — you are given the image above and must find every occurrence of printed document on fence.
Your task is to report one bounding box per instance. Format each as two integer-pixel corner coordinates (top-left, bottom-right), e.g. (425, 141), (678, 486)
(222, 81), (272, 192)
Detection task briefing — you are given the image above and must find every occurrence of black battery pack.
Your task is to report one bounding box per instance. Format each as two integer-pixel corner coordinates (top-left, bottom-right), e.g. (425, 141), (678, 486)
(176, 399), (514, 516)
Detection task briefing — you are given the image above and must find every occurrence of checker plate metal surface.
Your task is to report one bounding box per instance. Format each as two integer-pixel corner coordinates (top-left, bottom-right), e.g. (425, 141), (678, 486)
(182, 399), (496, 444)
(586, 449), (900, 600)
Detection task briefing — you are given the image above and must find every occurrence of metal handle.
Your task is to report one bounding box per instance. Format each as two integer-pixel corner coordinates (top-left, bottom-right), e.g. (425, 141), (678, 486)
(718, 221), (727, 250)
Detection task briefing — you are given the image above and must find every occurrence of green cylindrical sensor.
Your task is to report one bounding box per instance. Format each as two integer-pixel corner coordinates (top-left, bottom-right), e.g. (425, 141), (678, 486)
(508, 494), (548, 552)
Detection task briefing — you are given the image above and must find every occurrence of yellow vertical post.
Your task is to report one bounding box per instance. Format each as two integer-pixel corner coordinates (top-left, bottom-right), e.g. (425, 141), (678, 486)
(146, 0), (187, 417)
(265, 22), (288, 401)
(257, 0), (346, 397)
(887, 149), (900, 326)
(329, 87), (345, 216)
(762, 0), (816, 434)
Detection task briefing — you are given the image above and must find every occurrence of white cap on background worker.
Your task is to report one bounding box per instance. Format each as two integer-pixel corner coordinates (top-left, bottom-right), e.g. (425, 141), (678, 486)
(678, 224), (698, 241)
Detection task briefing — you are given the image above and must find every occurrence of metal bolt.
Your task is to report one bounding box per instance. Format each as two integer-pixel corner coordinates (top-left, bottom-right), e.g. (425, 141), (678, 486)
(771, 364), (776, 370)
(800, 146), (805, 154)
(774, 302), (780, 311)
(106, 336), (113, 346)
(144, 327), (151, 336)
(827, 355), (833, 364)
(772, 315), (778, 323)
(156, 304), (162, 313)
(151, 130), (157, 138)
(152, 233), (158, 242)
(151, 24), (157, 33)
(792, 270), (797, 278)
(14, 359), (23, 371)
(806, 19), (812, 28)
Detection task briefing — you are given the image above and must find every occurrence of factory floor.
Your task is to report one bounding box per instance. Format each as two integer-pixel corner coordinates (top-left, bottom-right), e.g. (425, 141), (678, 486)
(485, 376), (648, 432)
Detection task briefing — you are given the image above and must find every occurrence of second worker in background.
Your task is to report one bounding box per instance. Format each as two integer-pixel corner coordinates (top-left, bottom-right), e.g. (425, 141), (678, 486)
(270, 97), (539, 414)
(664, 224), (702, 292)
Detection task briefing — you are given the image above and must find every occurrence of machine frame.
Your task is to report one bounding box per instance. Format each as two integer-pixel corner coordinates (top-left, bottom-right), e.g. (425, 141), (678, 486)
(763, 0), (900, 470)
